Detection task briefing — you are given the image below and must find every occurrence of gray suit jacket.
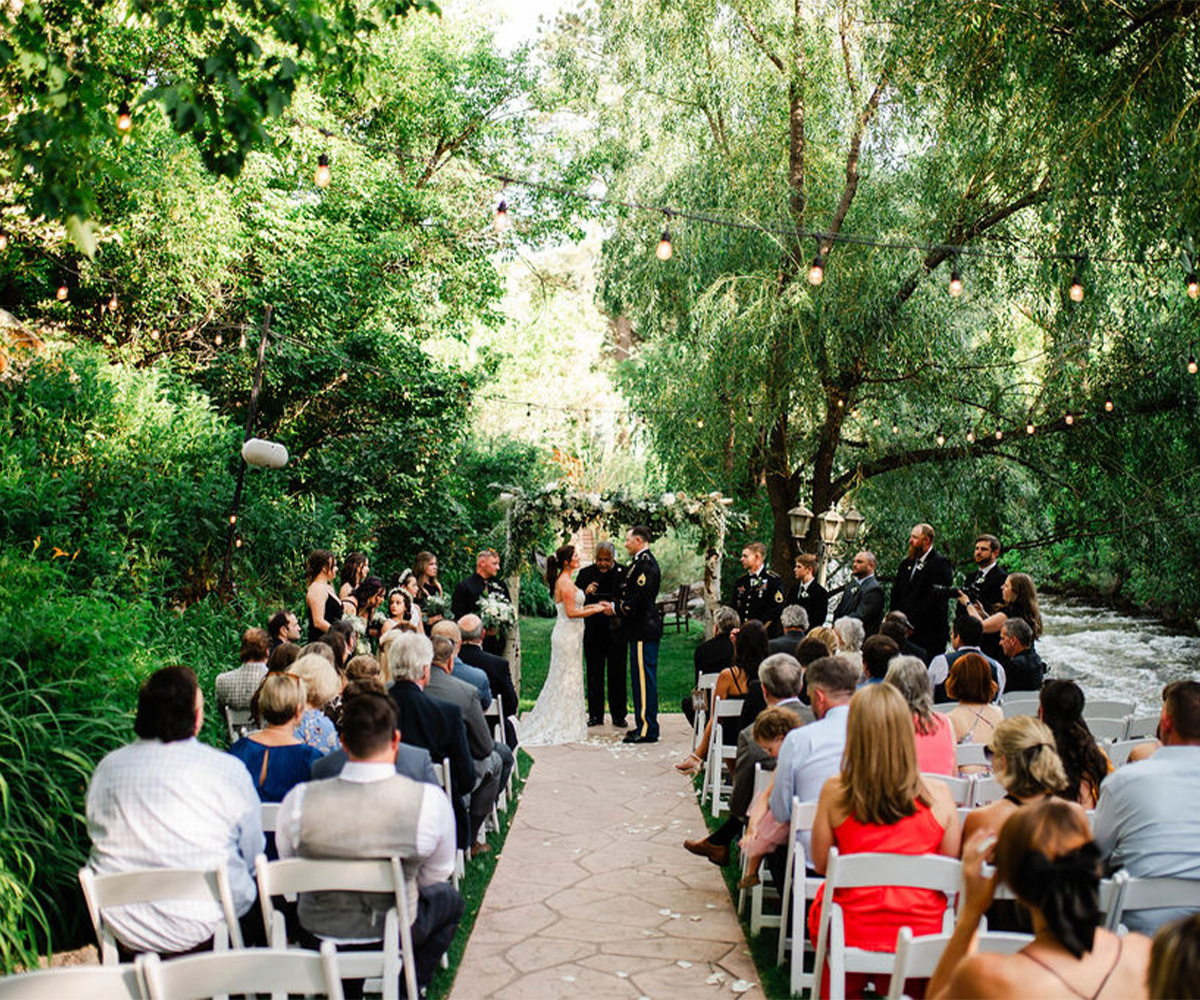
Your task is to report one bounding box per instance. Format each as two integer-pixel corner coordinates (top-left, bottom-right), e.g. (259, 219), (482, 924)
(310, 745), (438, 785)
(426, 667), (495, 761)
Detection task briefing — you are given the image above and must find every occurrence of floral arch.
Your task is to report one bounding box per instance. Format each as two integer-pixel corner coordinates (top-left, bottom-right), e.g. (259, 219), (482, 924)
(493, 483), (747, 687)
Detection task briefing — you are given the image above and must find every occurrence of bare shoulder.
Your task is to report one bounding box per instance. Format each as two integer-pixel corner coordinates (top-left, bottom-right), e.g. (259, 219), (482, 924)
(935, 951), (1029, 999)
(963, 800), (1009, 842)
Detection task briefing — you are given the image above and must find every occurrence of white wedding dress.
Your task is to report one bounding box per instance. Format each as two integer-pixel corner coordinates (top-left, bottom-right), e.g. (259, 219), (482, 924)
(517, 587), (587, 747)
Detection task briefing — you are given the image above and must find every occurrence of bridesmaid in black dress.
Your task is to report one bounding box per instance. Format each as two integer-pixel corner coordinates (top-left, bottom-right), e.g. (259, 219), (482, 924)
(305, 549), (343, 642)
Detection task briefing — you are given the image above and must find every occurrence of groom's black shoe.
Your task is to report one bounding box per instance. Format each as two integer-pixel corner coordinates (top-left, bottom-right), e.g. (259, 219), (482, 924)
(587, 716), (603, 727)
(623, 733), (657, 744)
(612, 718), (627, 728)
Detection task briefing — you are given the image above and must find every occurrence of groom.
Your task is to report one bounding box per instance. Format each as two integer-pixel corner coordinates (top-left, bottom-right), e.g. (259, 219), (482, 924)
(619, 525), (662, 744)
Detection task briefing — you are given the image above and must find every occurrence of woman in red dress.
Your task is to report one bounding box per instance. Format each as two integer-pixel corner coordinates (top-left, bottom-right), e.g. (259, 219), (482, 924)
(809, 683), (962, 998)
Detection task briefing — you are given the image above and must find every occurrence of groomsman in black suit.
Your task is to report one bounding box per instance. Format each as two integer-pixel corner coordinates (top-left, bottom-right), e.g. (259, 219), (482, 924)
(787, 553), (829, 629)
(576, 541), (628, 728)
(451, 549), (511, 655)
(957, 533), (1008, 659)
(733, 542), (786, 636)
(889, 523), (955, 664)
(832, 550), (884, 636)
(619, 526), (662, 744)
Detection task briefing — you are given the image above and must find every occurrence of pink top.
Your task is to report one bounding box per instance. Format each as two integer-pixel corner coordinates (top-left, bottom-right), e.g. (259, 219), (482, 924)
(914, 711), (957, 776)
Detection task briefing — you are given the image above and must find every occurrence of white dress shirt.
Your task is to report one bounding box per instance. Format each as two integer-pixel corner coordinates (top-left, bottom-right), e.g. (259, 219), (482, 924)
(276, 761), (456, 888)
(86, 738), (263, 954)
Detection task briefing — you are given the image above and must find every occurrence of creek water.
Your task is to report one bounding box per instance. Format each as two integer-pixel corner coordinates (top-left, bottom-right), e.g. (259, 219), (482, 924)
(1037, 595), (1200, 714)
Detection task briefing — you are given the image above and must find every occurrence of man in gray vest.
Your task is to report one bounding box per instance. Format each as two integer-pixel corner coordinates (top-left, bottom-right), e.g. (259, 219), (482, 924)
(277, 688), (463, 994)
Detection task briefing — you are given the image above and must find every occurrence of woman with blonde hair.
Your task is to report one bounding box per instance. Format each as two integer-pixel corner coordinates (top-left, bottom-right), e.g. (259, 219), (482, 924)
(1149, 914), (1200, 1000)
(229, 673), (320, 803)
(810, 683), (961, 997)
(806, 625), (840, 657)
(287, 654), (342, 755)
(962, 715), (1067, 849)
(930, 799), (1151, 999)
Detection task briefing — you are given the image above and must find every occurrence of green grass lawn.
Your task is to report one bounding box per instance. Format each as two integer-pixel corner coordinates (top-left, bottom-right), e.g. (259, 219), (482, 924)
(514, 616), (703, 713)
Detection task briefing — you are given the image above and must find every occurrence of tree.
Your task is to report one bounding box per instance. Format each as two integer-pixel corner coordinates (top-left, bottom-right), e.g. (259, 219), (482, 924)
(559, 0), (1200, 577)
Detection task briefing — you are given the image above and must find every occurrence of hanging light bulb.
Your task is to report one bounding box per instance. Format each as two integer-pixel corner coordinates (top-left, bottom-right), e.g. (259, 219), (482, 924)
(808, 252), (825, 286)
(1188, 349), (1198, 375)
(0, 232), (8, 252)
(108, 293), (118, 311)
(850, 407), (859, 419)
(117, 100), (133, 132)
(56, 282), (68, 301)
(314, 154), (331, 188)
(966, 430), (976, 443)
(747, 412), (754, 424)
(150, 328), (160, 341)
(697, 418), (704, 429)
(891, 420), (899, 435)
(234, 536), (243, 549)
(936, 428), (945, 446)
(656, 226), (673, 261)
(228, 514), (237, 525)
(238, 330), (247, 350)
(949, 268), (963, 298)
(1188, 273), (1199, 300)
(1104, 398), (1114, 412)
(836, 398), (844, 409)
(214, 333), (223, 346)
(1069, 270), (1084, 303)
(994, 429), (1004, 441)
(494, 198), (510, 231)
(1065, 411), (1075, 426)
(872, 416), (881, 426)
(1026, 422), (1035, 435)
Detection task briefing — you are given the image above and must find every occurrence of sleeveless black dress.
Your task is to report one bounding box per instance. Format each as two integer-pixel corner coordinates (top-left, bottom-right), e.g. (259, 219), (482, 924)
(307, 589), (344, 643)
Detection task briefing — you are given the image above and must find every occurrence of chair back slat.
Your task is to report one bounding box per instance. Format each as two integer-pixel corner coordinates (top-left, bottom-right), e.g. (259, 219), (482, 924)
(0, 963), (143, 999)
(1106, 738), (1157, 767)
(921, 772), (974, 806)
(1083, 700), (1135, 721)
(1126, 714), (1160, 739)
(887, 929), (1032, 1000)
(141, 944), (346, 1000)
(1088, 717), (1130, 742)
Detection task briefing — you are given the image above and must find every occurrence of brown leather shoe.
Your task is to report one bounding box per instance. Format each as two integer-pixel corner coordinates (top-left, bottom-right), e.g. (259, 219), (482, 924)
(683, 838), (729, 866)
(470, 842), (492, 859)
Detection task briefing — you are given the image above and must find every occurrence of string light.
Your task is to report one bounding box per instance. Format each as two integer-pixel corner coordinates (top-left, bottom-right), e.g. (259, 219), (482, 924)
(314, 154), (331, 188)
(239, 331), (247, 350)
(891, 420), (899, 434)
(228, 514), (237, 525)
(808, 241), (826, 286)
(656, 212), (673, 261)
(55, 282), (68, 301)
(494, 198), (510, 232)
(1065, 411), (1074, 426)
(850, 407), (859, 419)
(1026, 422), (1035, 435)
(949, 254), (963, 298)
(234, 536), (243, 548)
(994, 429), (1003, 440)
(214, 333), (223, 346)
(1188, 346), (1198, 375)
(1069, 258), (1085, 303)
(117, 100), (133, 132)
(696, 418), (704, 429)
(872, 416), (881, 426)
(108, 294), (118, 311)
(935, 428), (945, 445)
(0, 232), (8, 252)
(966, 430), (976, 443)
(150, 328), (160, 341)
(836, 398), (844, 409)
(1188, 273), (1199, 299)
(1104, 398), (1114, 412)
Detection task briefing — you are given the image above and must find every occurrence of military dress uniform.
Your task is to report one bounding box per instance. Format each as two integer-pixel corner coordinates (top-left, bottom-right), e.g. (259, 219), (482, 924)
(733, 568), (786, 636)
(620, 548), (662, 743)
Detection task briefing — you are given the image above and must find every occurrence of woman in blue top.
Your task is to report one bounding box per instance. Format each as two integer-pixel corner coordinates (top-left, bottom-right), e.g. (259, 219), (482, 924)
(229, 672), (322, 801)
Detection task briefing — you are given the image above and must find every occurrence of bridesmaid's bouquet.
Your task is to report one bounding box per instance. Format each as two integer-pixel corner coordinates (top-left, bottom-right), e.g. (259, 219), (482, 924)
(477, 593), (516, 630)
(421, 593), (451, 622)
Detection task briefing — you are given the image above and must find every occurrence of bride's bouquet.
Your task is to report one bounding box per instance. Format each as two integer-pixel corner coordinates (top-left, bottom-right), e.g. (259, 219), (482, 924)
(477, 592), (516, 631)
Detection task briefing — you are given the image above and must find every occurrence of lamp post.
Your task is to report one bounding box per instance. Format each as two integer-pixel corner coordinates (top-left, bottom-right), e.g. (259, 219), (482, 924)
(789, 501), (865, 587)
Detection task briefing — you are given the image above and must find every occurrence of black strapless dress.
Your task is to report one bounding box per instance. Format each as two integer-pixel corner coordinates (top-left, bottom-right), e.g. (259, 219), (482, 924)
(307, 590), (344, 643)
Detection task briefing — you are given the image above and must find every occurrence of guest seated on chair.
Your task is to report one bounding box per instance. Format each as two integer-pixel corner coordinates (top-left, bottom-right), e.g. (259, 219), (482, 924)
(808, 684), (961, 998)
(929, 799), (1151, 999)
(832, 617), (866, 675)
(287, 655), (342, 756)
(229, 673), (321, 803)
(1040, 680), (1111, 809)
(215, 628), (270, 713)
(944, 653), (1002, 766)
(457, 613), (519, 748)
(884, 654), (956, 775)
(737, 707), (805, 889)
(684, 605), (740, 725)
(277, 687), (463, 996)
(675, 620), (768, 774)
(1149, 914), (1200, 999)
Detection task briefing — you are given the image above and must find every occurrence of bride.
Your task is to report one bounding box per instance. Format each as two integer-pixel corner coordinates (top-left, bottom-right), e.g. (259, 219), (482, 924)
(518, 544), (613, 747)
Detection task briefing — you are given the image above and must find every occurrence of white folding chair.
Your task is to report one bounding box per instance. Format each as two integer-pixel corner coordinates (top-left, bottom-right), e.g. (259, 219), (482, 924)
(955, 743), (990, 772)
(886, 927), (1032, 999)
(1088, 717), (1129, 742)
(79, 866), (244, 965)
(483, 695), (511, 810)
(971, 775), (1004, 807)
(1083, 700), (1135, 723)
(430, 757), (464, 887)
(706, 696), (743, 816)
(223, 705), (254, 744)
(691, 672), (721, 752)
(737, 764), (784, 934)
(1126, 714), (1159, 740)
(988, 868), (1125, 931)
(260, 802), (280, 834)
(1107, 873), (1200, 933)
(1106, 738), (1157, 767)
(780, 800), (822, 996)
(0, 962), (144, 999)
(142, 943), (345, 1000)
(811, 849), (962, 1000)
(255, 854), (418, 1000)
(1000, 697), (1040, 719)
(921, 772), (974, 807)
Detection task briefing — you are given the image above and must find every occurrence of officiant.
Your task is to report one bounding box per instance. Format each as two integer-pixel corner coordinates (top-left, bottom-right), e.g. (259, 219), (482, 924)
(576, 541), (628, 728)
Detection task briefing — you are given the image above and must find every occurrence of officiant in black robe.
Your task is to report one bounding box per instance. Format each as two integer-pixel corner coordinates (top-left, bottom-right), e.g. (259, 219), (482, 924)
(576, 541), (627, 728)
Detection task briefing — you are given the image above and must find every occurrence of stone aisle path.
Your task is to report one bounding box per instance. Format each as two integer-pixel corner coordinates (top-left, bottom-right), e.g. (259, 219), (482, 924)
(450, 716), (762, 1000)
